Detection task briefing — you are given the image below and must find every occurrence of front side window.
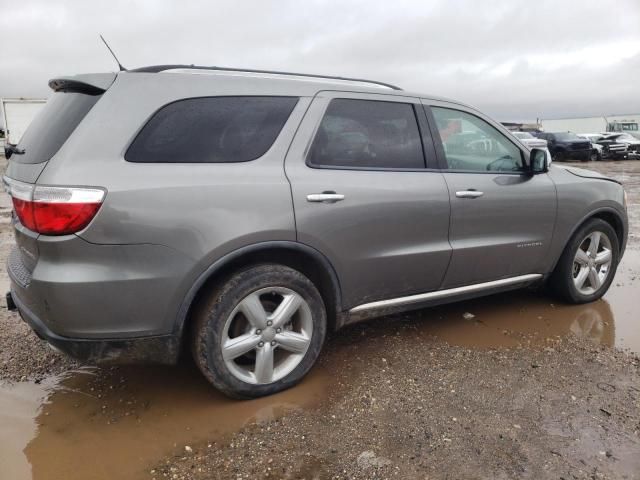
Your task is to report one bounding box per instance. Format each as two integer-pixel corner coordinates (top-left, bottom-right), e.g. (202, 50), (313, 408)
(432, 107), (524, 172)
(126, 96), (298, 163)
(308, 99), (425, 169)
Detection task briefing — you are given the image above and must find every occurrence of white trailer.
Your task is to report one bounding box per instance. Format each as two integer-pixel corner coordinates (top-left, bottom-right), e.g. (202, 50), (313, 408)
(541, 114), (640, 135)
(1, 98), (47, 146)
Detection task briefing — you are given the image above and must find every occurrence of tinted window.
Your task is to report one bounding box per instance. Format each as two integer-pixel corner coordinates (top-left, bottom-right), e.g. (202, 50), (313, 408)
(13, 92), (100, 164)
(432, 107), (524, 172)
(126, 96), (298, 163)
(308, 99), (424, 169)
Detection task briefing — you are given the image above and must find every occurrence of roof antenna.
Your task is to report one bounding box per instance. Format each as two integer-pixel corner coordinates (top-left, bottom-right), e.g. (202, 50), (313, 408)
(100, 34), (127, 71)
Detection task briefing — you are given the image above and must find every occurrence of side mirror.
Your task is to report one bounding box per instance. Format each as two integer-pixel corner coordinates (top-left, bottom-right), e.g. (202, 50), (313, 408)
(529, 148), (548, 174)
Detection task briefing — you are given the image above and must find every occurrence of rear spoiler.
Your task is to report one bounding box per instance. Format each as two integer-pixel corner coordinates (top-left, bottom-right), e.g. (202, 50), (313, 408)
(48, 73), (117, 96)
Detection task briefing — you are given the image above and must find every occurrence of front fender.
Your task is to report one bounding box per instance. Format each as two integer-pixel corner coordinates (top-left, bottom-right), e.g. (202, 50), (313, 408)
(545, 167), (627, 273)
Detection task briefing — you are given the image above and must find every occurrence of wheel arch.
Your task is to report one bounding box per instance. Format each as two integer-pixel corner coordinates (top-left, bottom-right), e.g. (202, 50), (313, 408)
(550, 207), (626, 273)
(174, 241), (344, 342)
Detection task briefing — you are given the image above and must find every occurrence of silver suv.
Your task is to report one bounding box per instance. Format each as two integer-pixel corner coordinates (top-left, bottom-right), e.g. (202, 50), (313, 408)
(4, 66), (628, 398)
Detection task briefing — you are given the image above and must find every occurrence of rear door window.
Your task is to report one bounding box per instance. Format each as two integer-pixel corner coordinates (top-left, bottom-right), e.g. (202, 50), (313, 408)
(11, 92), (100, 164)
(126, 96), (298, 163)
(308, 99), (425, 169)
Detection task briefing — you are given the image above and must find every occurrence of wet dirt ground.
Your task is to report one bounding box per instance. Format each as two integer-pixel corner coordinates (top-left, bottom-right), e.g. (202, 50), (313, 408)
(0, 159), (639, 479)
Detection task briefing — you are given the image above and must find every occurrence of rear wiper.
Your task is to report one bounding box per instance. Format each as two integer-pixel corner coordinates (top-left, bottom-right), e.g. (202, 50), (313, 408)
(4, 145), (25, 160)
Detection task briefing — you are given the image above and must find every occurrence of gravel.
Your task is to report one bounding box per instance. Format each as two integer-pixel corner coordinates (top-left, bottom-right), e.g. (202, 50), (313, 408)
(153, 326), (640, 480)
(0, 307), (78, 383)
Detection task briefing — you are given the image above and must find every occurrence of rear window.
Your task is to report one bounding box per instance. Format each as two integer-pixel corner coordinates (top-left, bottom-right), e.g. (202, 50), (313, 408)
(125, 96), (298, 163)
(13, 92), (100, 164)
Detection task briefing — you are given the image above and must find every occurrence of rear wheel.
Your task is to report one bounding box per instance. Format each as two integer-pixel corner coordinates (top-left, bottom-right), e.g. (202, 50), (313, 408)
(550, 219), (619, 304)
(553, 150), (565, 162)
(192, 264), (327, 398)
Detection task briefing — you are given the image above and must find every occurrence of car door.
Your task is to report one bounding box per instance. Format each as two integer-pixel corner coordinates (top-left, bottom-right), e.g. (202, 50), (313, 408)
(423, 102), (557, 289)
(285, 91), (451, 309)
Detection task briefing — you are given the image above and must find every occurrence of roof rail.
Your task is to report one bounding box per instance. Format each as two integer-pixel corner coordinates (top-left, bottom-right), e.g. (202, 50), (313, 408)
(129, 64), (403, 91)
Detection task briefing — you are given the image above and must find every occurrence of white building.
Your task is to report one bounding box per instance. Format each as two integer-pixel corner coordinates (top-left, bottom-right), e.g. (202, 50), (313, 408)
(541, 113), (640, 135)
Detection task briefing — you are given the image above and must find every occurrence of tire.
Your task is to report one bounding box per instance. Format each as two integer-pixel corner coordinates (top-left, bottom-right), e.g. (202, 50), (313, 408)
(192, 264), (327, 399)
(553, 151), (565, 162)
(589, 150), (599, 162)
(549, 219), (619, 304)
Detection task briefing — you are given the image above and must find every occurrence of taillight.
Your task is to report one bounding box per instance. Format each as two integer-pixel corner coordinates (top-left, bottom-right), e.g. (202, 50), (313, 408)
(3, 177), (105, 235)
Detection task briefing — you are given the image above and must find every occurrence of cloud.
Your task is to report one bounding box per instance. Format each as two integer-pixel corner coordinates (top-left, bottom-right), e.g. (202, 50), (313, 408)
(0, 0), (639, 125)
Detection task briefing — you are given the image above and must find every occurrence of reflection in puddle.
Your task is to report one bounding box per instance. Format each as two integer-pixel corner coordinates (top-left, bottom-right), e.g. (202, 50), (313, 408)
(393, 249), (639, 353)
(0, 251), (637, 480)
(406, 289), (615, 349)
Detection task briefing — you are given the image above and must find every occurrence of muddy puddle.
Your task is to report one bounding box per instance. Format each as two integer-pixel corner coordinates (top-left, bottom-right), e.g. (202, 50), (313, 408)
(0, 364), (332, 480)
(1, 251), (638, 479)
(392, 248), (640, 353)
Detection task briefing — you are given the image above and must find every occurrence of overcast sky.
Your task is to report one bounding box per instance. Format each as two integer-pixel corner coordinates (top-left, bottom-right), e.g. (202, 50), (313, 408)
(1, 0), (639, 125)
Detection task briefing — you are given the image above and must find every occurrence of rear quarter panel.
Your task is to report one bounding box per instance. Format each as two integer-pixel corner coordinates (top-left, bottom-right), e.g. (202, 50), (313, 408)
(34, 73), (312, 333)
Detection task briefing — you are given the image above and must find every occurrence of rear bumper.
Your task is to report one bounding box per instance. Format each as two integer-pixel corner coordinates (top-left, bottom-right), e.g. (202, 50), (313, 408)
(5, 235), (196, 364)
(6, 237), (195, 338)
(8, 288), (180, 364)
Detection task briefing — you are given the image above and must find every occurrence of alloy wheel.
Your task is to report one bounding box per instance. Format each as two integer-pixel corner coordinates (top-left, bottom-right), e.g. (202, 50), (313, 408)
(221, 287), (313, 384)
(572, 231), (613, 296)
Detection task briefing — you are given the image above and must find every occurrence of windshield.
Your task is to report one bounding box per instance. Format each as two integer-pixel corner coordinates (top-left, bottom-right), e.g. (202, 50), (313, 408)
(513, 132), (534, 139)
(614, 133), (636, 141)
(554, 132), (581, 141)
(12, 92), (100, 164)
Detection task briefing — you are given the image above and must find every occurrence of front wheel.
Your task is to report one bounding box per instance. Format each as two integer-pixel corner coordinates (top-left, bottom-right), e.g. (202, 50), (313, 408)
(550, 219), (619, 304)
(192, 264), (327, 399)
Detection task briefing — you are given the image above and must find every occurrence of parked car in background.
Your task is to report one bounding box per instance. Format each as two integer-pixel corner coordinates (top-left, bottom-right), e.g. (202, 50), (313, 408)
(3, 66), (629, 398)
(533, 132), (591, 162)
(579, 133), (627, 160)
(511, 131), (553, 163)
(577, 134), (603, 161)
(601, 133), (640, 159)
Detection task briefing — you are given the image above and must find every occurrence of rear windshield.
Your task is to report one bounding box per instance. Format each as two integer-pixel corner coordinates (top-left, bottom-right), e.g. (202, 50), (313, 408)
(125, 96), (298, 163)
(13, 92), (100, 164)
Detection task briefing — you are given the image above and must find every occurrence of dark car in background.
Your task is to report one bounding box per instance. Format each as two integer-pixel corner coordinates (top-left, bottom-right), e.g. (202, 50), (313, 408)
(534, 132), (591, 162)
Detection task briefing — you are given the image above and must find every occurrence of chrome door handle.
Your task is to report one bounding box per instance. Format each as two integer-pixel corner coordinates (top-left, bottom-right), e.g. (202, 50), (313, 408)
(455, 190), (484, 199)
(306, 193), (345, 203)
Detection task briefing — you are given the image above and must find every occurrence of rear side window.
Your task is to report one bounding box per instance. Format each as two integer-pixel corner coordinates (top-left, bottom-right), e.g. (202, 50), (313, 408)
(126, 96), (298, 163)
(13, 92), (100, 164)
(308, 99), (425, 169)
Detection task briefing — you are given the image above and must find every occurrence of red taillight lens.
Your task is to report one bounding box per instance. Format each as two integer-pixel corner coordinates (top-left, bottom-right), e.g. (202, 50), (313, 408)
(11, 197), (38, 231)
(4, 177), (105, 236)
(31, 202), (103, 235)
